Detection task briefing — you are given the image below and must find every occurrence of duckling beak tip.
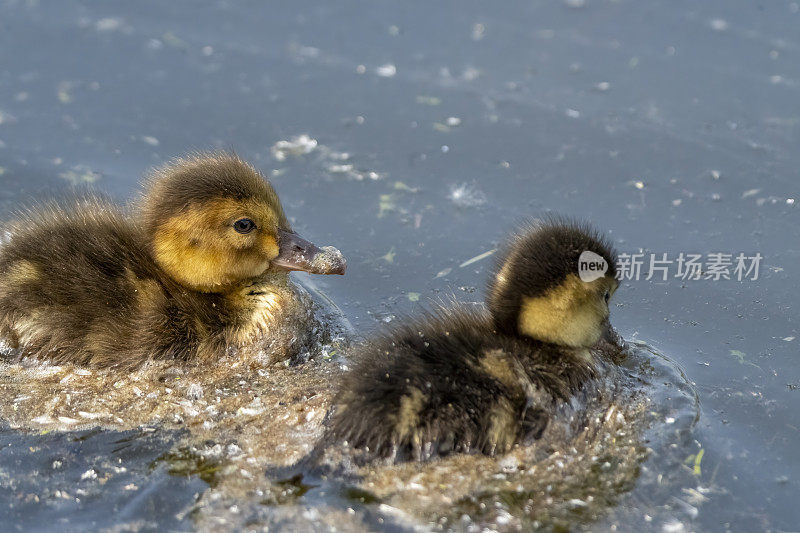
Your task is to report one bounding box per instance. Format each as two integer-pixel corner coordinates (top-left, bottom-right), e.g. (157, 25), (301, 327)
(272, 229), (347, 275)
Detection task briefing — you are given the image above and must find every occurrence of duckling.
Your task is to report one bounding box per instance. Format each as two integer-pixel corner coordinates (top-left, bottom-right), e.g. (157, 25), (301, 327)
(324, 218), (618, 462)
(0, 153), (346, 369)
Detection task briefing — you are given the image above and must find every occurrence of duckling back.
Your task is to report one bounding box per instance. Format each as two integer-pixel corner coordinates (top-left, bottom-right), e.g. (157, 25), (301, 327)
(327, 306), (597, 463)
(0, 199), (159, 366)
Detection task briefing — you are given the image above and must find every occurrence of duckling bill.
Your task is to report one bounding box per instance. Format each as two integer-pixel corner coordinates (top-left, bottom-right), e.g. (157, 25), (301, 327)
(0, 153), (346, 368)
(322, 218), (619, 463)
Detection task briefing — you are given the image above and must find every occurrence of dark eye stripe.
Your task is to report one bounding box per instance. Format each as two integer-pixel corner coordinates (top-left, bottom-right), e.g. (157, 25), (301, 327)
(233, 218), (256, 234)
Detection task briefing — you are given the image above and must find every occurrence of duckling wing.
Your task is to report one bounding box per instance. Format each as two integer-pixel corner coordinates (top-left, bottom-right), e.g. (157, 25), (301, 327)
(0, 201), (160, 367)
(329, 309), (536, 461)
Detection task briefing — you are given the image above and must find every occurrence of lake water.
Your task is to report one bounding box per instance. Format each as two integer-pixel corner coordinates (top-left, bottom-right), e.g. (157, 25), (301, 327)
(0, 1), (797, 531)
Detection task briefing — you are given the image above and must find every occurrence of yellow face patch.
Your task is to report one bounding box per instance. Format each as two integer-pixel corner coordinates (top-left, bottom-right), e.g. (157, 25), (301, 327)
(260, 234), (280, 262)
(151, 197), (281, 291)
(518, 274), (615, 348)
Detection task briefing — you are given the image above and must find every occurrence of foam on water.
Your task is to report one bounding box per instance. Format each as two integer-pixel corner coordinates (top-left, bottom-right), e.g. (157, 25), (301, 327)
(194, 340), (698, 531)
(0, 285), (698, 532)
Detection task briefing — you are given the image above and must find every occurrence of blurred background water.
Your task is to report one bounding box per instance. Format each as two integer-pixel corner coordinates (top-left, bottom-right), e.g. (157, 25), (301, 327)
(0, 0), (797, 531)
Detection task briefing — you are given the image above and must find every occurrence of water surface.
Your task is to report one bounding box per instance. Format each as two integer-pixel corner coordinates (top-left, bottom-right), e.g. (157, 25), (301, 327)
(0, 0), (797, 530)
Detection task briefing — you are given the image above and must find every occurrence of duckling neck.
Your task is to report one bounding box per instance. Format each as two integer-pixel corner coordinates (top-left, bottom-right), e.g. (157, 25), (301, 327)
(496, 322), (596, 365)
(220, 271), (307, 346)
(222, 270), (293, 313)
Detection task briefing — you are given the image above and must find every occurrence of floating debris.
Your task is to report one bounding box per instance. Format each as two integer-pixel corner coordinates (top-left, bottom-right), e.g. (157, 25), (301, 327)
(57, 81), (74, 104)
(292, 45), (320, 59)
(328, 164), (381, 181)
(162, 31), (188, 50)
(140, 135), (159, 146)
(415, 95), (441, 106)
(378, 194), (397, 217)
(95, 17), (123, 32)
(730, 349), (761, 369)
(376, 63), (397, 77)
(186, 383), (204, 400)
(407, 292), (420, 302)
(270, 134), (318, 161)
(691, 448), (704, 476)
(461, 67), (481, 81)
(459, 249), (496, 268)
(327, 163), (354, 175)
(709, 18), (729, 31)
(393, 181), (418, 193)
(77, 411), (111, 420)
(59, 165), (102, 185)
(272, 135), (382, 181)
(381, 247), (396, 263)
(0, 110), (15, 125)
(471, 23), (485, 41)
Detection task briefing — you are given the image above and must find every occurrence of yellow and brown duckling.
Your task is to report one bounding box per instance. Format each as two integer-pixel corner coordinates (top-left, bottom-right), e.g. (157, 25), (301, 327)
(323, 218), (618, 463)
(0, 153), (346, 369)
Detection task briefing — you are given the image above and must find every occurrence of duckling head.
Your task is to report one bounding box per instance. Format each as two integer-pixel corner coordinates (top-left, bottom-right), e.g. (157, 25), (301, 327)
(487, 217), (618, 348)
(141, 153), (345, 293)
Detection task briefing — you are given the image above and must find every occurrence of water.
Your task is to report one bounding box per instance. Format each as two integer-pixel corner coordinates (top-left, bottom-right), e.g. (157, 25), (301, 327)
(0, 0), (798, 530)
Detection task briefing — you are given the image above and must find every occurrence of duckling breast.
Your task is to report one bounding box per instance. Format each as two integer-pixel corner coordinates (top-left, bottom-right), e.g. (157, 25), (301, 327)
(220, 275), (316, 364)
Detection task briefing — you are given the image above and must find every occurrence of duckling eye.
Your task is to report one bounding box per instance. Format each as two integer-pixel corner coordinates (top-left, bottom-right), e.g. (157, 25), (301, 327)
(603, 290), (610, 304)
(233, 218), (256, 234)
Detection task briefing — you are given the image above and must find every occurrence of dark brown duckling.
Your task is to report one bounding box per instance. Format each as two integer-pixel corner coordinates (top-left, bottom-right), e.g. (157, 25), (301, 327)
(0, 153), (346, 369)
(324, 218), (618, 463)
